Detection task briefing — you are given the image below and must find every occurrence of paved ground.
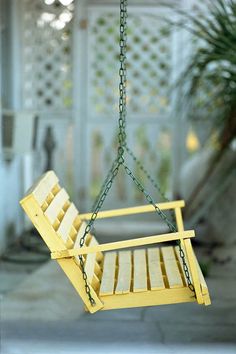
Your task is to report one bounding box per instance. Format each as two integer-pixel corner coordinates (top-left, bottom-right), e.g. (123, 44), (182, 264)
(1, 242), (236, 354)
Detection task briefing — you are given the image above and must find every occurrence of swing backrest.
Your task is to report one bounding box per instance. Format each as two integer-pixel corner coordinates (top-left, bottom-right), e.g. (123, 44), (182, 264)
(20, 171), (104, 310)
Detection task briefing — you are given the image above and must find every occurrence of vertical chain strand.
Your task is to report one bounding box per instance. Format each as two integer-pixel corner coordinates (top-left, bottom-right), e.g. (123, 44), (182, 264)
(118, 0), (128, 159)
(78, 0), (129, 307)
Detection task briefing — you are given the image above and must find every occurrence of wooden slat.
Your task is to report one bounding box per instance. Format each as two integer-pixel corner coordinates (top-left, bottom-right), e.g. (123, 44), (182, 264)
(195, 256), (208, 294)
(20, 193), (103, 313)
(147, 248), (165, 290)
(73, 222), (103, 262)
(57, 203), (78, 242)
(194, 254), (211, 305)
(184, 239), (204, 304)
(74, 222), (87, 248)
(133, 249), (147, 292)
(99, 252), (117, 296)
(162, 246), (183, 288)
(101, 286), (196, 311)
(80, 200), (185, 220)
(44, 188), (69, 224)
(27, 171), (59, 206)
(51, 230), (195, 259)
(115, 251), (132, 294)
(175, 245), (192, 286)
(84, 237), (99, 283)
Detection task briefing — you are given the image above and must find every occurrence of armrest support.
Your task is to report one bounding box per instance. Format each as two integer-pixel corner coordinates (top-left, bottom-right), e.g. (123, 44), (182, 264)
(79, 200), (185, 220)
(51, 230), (194, 259)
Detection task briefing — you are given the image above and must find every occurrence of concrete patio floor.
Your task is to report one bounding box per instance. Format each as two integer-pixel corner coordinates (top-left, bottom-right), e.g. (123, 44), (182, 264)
(1, 244), (236, 354)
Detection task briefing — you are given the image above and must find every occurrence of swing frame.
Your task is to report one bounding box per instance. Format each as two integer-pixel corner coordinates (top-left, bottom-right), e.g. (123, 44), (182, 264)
(20, 171), (210, 314)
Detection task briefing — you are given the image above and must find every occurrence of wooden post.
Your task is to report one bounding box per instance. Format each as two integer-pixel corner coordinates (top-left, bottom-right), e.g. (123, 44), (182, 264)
(175, 207), (203, 304)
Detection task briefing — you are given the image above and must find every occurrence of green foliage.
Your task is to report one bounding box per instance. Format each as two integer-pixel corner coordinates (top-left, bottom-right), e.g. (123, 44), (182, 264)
(174, 1), (236, 129)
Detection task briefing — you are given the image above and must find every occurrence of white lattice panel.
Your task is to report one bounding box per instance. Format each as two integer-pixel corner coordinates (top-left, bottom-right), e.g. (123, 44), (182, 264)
(88, 8), (172, 118)
(21, 0), (74, 110)
(85, 6), (175, 208)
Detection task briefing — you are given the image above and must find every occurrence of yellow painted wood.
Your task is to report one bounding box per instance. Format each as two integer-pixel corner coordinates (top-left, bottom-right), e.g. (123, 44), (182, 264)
(20, 195), (66, 251)
(99, 252), (117, 296)
(24, 170), (59, 206)
(194, 253), (211, 305)
(20, 170), (210, 312)
(162, 247), (183, 288)
(84, 237), (99, 283)
(73, 222), (103, 264)
(74, 222), (87, 248)
(115, 251), (132, 294)
(174, 207), (204, 304)
(133, 249), (147, 292)
(147, 248), (165, 290)
(51, 230), (195, 259)
(80, 200), (185, 220)
(101, 287), (195, 311)
(57, 258), (104, 313)
(184, 239), (204, 304)
(20, 194), (103, 313)
(175, 207), (184, 231)
(57, 203), (78, 242)
(195, 256), (208, 295)
(44, 188), (69, 224)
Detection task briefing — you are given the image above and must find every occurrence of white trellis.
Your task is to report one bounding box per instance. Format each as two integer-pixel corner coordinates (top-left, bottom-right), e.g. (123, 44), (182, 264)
(18, 0), (190, 211)
(76, 2), (183, 210)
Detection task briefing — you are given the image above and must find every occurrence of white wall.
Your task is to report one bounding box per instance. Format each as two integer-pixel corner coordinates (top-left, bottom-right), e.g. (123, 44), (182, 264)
(0, 157), (25, 253)
(0, 0), (25, 253)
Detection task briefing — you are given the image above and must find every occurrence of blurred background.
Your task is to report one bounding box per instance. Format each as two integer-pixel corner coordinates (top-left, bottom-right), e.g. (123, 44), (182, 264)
(0, 0), (235, 353)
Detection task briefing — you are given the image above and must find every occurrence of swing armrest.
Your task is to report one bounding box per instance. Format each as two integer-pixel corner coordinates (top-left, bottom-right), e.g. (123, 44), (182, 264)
(79, 200), (185, 220)
(51, 230), (194, 259)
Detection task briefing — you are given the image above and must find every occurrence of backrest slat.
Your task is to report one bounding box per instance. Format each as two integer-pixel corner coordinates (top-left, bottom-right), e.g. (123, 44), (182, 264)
(20, 170), (104, 312)
(44, 188), (69, 224)
(73, 222), (103, 280)
(31, 171), (59, 206)
(57, 203), (78, 242)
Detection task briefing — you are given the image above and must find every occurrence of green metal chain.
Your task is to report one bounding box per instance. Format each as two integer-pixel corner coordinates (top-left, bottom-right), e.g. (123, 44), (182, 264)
(79, 0), (194, 307)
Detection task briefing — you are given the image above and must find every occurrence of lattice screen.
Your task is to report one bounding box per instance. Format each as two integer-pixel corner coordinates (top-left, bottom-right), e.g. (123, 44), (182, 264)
(89, 11), (171, 117)
(87, 8), (174, 207)
(22, 0), (74, 110)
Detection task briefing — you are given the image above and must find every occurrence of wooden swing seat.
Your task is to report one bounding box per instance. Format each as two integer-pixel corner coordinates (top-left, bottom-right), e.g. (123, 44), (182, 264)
(20, 171), (211, 313)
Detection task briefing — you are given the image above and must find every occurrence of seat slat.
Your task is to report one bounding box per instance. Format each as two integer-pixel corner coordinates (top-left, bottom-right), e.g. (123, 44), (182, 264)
(84, 237), (99, 283)
(147, 248), (165, 290)
(57, 203), (78, 242)
(100, 252), (117, 296)
(115, 251), (131, 294)
(31, 171), (59, 206)
(175, 246), (192, 286)
(44, 188), (69, 224)
(133, 249), (147, 292)
(162, 246), (183, 288)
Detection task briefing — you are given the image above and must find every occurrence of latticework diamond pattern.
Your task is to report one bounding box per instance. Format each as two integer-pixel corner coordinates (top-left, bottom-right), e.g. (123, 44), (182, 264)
(22, 0), (74, 110)
(89, 11), (172, 117)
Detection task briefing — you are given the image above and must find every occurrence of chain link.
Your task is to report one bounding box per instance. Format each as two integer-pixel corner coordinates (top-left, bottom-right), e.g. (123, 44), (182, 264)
(118, 0), (128, 152)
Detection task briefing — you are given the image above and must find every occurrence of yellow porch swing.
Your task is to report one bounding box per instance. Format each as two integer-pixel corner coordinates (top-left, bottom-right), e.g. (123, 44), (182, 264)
(20, 0), (210, 313)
